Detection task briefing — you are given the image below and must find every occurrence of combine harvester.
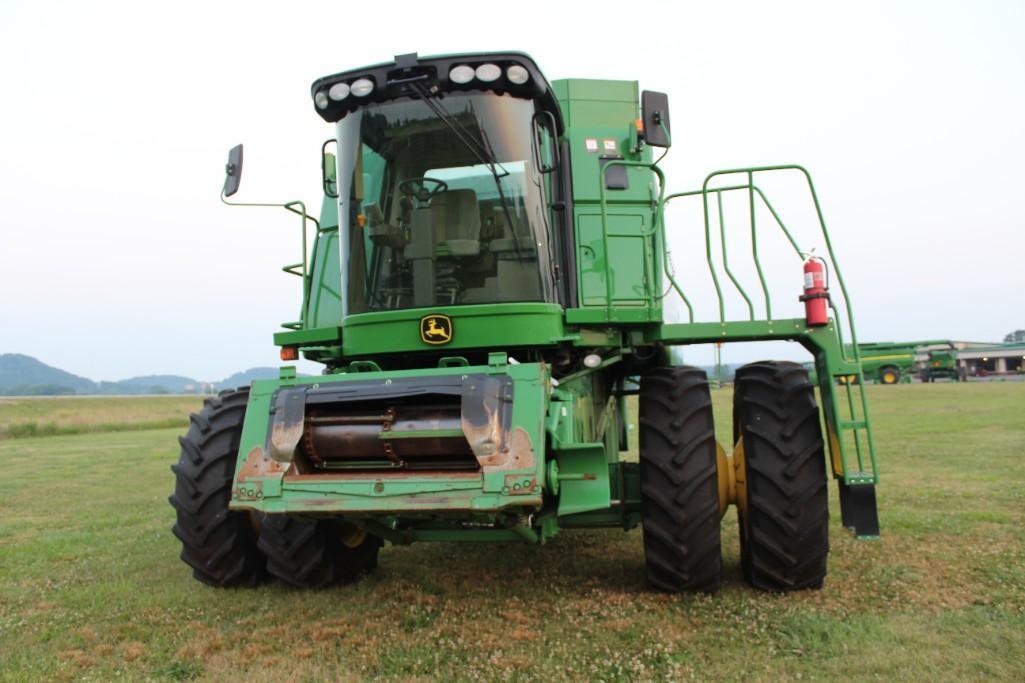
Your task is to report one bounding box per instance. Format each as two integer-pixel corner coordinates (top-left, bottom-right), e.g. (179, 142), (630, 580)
(171, 52), (880, 592)
(847, 340), (962, 384)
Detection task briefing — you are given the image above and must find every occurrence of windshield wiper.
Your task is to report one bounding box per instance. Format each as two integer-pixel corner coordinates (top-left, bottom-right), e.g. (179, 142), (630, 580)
(408, 82), (526, 259)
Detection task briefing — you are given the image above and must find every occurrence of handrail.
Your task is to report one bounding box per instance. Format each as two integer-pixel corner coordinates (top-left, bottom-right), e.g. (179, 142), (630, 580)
(661, 166), (863, 366)
(219, 191), (319, 331)
(592, 160), (876, 484)
(597, 159), (695, 321)
(718, 189), (755, 320)
(658, 166), (877, 482)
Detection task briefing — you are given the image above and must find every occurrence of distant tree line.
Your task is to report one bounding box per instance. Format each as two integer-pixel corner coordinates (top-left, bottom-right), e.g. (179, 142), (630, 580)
(0, 384), (78, 396)
(1, 383), (174, 396)
(1005, 330), (1025, 343)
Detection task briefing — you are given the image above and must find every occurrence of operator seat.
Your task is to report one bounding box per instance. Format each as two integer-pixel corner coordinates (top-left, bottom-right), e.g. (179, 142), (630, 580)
(407, 188), (481, 307)
(431, 189), (481, 256)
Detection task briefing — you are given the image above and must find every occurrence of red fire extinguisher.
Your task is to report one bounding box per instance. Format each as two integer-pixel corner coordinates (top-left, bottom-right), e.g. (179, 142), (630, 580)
(800, 256), (830, 327)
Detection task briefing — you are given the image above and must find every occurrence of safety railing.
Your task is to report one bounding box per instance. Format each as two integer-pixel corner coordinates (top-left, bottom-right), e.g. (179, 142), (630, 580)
(278, 201), (318, 331)
(661, 166), (863, 364)
(596, 161), (878, 485)
(221, 190), (319, 332)
(665, 165), (876, 485)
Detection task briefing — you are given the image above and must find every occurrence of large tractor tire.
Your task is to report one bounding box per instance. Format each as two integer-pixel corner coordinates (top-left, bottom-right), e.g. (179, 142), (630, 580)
(258, 516), (382, 589)
(879, 366), (900, 385)
(733, 361), (829, 591)
(639, 366), (722, 592)
(170, 389), (265, 587)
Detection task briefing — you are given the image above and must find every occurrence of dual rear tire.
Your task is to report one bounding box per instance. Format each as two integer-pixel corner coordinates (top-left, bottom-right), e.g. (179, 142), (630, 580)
(170, 389), (380, 589)
(258, 516), (381, 589)
(639, 367), (722, 592)
(639, 361), (828, 592)
(733, 361), (829, 591)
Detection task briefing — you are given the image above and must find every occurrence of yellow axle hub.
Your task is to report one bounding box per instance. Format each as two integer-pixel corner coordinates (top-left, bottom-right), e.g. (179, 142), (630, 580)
(716, 438), (748, 520)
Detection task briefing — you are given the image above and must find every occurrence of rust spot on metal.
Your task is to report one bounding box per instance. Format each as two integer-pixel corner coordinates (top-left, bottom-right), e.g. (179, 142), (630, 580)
(481, 427), (535, 473)
(237, 446), (289, 482)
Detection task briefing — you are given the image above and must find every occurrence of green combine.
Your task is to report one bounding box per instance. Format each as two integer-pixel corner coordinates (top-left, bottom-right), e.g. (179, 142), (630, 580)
(171, 52), (880, 592)
(851, 341), (920, 384)
(919, 343), (962, 382)
(848, 340), (961, 384)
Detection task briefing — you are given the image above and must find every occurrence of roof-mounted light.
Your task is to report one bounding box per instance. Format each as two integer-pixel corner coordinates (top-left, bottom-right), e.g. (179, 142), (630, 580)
(449, 65), (475, 84)
(314, 90), (329, 109)
(350, 78), (374, 97)
(475, 63), (501, 82)
(328, 82), (350, 101)
(506, 64), (529, 85)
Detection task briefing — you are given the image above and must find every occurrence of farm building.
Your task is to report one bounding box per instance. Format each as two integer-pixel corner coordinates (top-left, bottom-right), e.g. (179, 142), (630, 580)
(955, 342), (1025, 376)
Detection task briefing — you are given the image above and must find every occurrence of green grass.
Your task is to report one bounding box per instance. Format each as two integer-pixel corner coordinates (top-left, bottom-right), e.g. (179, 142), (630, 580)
(0, 396), (203, 440)
(0, 385), (1023, 681)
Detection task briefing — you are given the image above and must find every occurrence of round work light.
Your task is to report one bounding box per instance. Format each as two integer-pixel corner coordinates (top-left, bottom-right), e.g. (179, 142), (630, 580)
(475, 63), (501, 82)
(449, 65), (475, 84)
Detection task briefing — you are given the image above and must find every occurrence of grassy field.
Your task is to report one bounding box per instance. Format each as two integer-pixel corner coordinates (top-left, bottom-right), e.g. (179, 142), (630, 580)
(0, 396), (201, 440)
(0, 384), (1023, 681)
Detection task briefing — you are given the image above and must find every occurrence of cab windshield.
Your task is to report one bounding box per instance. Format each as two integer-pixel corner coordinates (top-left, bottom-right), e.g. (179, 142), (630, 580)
(335, 92), (556, 314)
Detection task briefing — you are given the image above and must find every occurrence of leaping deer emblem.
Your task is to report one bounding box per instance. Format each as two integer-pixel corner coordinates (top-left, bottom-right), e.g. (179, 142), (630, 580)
(421, 315), (452, 344)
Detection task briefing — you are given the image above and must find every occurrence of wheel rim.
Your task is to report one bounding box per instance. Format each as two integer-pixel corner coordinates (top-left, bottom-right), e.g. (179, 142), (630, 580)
(338, 524), (368, 548)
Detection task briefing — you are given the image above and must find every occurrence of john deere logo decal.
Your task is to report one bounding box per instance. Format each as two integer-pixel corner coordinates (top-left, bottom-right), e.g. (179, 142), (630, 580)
(420, 314), (453, 345)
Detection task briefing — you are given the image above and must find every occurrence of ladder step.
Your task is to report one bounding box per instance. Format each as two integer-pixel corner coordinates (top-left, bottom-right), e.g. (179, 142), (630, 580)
(839, 420), (867, 429)
(844, 472), (876, 485)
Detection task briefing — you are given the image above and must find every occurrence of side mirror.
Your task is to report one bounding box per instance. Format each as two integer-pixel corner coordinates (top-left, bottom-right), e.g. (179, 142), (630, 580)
(321, 139), (339, 198)
(223, 144), (243, 197)
(641, 91), (671, 148)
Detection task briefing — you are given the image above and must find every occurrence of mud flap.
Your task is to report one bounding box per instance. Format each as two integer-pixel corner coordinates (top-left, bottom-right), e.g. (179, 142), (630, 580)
(555, 442), (610, 516)
(838, 481), (880, 539)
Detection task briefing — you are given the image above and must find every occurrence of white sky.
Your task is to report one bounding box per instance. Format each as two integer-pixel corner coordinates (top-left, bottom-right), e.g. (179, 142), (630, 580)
(1, 0), (1023, 381)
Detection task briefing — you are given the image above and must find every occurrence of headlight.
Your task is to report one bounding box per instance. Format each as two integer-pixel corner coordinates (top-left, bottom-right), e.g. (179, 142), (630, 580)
(506, 64), (529, 85)
(328, 82), (350, 101)
(314, 90), (329, 109)
(474, 63), (501, 82)
(449, 65), (475, 84)
(350, 78), (375, 97)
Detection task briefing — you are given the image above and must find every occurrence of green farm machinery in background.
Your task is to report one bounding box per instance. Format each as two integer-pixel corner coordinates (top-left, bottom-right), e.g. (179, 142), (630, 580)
(852, 341), (919, 384)
(171, 52), (880, 593)
(919, 343), (963, 382)
(843, 340), (962, 384)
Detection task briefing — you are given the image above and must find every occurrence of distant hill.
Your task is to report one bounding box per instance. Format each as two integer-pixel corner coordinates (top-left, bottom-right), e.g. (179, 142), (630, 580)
(0, 353), (281, 396)
(0, 353), (96, 394)
(215, 367), (282, 390)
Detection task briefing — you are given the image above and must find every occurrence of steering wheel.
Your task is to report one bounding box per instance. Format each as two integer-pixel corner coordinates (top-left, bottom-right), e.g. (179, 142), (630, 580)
(398, 177), (448, 203)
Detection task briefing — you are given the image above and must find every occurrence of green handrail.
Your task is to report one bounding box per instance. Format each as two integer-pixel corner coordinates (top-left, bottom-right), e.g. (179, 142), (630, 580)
(717, 190), (755, 320)
(221, 193), (319, 331)
(593, 160), (878, 485)
(597, 159), (693, 320)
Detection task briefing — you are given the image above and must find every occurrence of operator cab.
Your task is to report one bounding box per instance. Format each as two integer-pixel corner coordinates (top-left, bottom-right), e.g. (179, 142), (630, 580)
(312, 53), (564, 316)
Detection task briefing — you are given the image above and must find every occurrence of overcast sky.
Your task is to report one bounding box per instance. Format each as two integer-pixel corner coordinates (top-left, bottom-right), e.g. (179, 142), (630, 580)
(1, 0), (1022, 381)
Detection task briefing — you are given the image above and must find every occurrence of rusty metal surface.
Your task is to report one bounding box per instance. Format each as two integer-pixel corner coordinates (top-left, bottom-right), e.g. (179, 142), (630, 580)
(237, 446), (290, 482)
(461, 375), (519, 469)
(269, 387), (307, 463)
